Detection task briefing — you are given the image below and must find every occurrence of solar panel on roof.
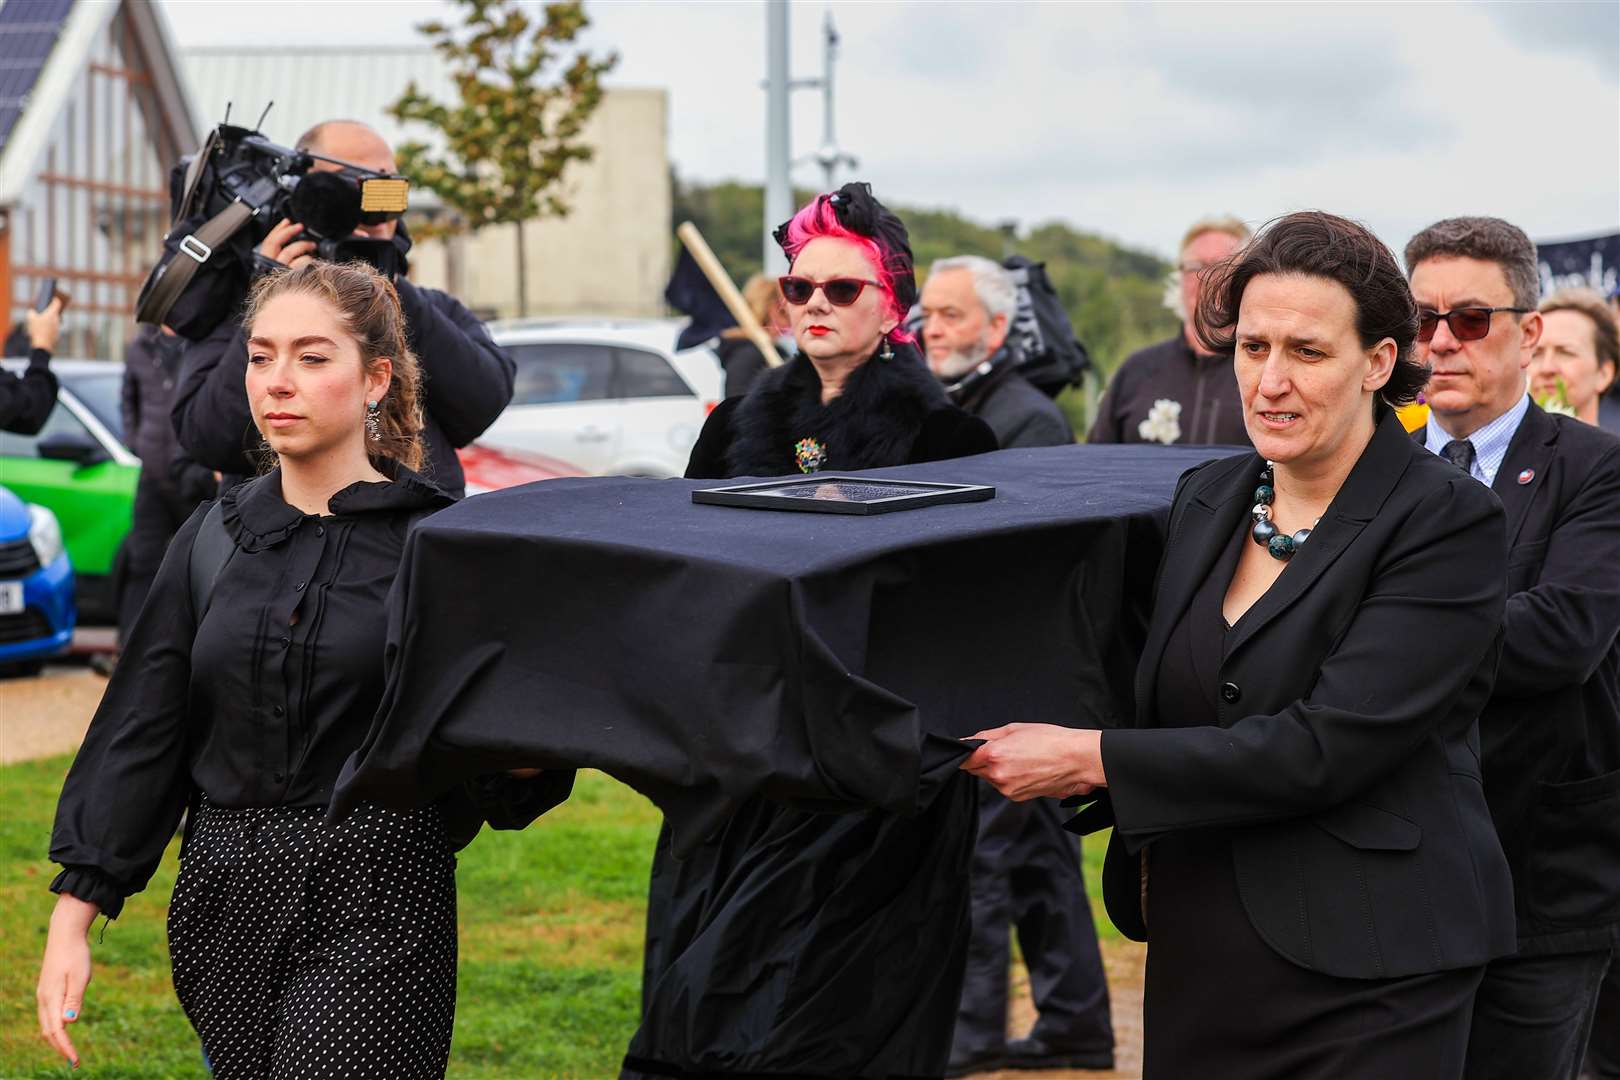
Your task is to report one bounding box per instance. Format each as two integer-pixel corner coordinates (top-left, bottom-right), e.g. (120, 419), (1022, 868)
(0, 0), (75, 145)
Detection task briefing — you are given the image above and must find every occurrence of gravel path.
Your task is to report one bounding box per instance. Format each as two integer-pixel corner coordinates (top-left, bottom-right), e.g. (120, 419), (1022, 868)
(0, 665), (104, 764)
(969, 940), (1146, 1080)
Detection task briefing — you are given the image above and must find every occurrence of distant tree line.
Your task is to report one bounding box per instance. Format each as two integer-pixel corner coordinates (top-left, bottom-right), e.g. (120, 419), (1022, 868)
(671, 175), (1181, 397)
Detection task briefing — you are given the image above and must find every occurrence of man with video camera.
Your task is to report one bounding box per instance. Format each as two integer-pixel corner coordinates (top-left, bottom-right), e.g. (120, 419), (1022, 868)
(170, 120), (514, 497)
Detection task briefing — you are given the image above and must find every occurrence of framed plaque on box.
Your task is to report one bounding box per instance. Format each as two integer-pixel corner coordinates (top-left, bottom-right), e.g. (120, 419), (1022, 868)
(692, 476), (996, 515)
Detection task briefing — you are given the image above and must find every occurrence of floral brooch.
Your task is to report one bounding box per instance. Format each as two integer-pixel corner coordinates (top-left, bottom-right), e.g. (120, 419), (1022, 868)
(794, 437), (828, 474)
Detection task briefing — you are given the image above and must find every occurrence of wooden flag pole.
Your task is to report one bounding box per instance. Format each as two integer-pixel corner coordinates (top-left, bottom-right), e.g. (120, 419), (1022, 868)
(676, 221), (785, 368)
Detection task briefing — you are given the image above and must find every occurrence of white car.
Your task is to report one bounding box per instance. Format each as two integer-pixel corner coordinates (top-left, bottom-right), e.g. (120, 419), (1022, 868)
(481, 318), (724, 478)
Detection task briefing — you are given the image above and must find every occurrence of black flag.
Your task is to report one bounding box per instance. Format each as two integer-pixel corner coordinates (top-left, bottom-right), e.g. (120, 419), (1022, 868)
(665, 247), (736, 351)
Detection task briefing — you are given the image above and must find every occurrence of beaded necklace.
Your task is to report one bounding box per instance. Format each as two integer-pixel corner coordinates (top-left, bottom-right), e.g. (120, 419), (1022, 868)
(1250, 462), (1320, 561)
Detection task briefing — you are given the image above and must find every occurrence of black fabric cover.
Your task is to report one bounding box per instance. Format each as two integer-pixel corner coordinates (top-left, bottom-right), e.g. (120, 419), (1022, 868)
(332, 443), (1236, 1078)
(334, 443), (1235, 848)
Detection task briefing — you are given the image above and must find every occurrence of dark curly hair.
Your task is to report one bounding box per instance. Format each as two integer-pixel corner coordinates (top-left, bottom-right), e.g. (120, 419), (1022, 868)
(1195, 211), (1428, 413)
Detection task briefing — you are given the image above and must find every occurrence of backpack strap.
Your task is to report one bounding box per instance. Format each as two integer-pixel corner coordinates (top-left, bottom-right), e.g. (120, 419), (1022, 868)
(187, 501), (236, 620)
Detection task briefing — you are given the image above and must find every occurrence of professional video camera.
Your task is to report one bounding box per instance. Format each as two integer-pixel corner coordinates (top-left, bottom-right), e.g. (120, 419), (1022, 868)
(136, 116), (411, 340)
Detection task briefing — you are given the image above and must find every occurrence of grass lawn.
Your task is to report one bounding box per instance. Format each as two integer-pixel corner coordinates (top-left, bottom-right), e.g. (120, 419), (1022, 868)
(1, 755), (1112, 1078)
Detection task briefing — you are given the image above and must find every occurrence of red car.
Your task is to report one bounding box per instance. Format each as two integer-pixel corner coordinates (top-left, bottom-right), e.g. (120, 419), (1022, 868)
(456, 443), (585, 495)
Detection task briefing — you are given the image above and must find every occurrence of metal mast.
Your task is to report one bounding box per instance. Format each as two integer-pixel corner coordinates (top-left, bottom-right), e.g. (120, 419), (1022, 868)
(763, 0), (793, 274)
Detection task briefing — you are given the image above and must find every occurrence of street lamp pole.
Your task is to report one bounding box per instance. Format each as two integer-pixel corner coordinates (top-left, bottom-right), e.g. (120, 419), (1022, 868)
(764, 0), (792, 275)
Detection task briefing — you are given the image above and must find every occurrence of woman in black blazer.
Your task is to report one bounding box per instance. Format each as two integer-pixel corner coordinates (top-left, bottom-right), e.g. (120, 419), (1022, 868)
(966, 212), (1517, 1078)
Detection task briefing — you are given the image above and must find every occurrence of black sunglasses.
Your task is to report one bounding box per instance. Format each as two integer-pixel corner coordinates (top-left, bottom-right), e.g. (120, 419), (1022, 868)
(778, 276), (881, 307)
(1417, 306), (1531, 343)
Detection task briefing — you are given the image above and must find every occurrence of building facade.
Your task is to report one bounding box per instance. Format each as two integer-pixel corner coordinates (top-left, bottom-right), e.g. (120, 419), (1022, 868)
(0, 0), (197, 359)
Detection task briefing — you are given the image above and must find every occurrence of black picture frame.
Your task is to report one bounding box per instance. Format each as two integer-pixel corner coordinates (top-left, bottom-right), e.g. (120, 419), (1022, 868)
(692, 476), (996, 515)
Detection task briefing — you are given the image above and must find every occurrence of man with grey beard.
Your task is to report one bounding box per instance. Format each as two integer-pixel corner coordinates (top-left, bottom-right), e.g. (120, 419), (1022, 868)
(920, 256), (1073, 449)
(920, 257), (1110, 1076)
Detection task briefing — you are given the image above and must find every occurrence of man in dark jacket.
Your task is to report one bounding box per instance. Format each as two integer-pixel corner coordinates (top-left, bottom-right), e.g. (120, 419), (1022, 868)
(118, 325), (216, 636)
(921, 256), (1073, 449)
(1407, 216), (1620, 1080)
(920, 257), (1110, 1075)
(1088, 216), (1251, 447)
(170, 121), (513, 497)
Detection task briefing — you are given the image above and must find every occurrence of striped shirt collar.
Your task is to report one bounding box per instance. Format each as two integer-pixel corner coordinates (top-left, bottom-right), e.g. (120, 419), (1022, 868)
(1424, 393), (1531, 487)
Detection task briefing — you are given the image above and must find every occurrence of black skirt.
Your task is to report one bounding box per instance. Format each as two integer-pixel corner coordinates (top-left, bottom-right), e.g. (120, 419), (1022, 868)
(1139, 526), (1483, 1079)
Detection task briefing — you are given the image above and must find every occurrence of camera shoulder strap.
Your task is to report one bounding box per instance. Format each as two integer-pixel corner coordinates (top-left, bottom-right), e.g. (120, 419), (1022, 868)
(175, 127), (222, 224)
(135, 200), (257, 327)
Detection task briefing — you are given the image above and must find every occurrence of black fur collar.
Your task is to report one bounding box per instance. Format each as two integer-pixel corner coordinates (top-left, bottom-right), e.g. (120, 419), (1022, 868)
(725, 343), (950, 477)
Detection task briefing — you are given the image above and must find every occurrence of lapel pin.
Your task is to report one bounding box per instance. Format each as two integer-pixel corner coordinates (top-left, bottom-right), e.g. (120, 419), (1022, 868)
(1517, 468), (1535, 485)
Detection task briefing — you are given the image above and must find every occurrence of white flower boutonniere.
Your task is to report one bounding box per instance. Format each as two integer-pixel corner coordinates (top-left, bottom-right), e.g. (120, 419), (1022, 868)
(1138, 398), (1183, 445)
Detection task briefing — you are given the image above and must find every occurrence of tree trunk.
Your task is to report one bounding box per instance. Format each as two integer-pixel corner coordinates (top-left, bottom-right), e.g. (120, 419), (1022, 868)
(514, 220), (528, 318)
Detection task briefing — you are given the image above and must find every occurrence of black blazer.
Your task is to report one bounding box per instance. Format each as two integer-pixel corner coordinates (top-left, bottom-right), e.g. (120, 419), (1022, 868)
(1464, 403), (1620, 954)
(1080, 412), (1517, 979)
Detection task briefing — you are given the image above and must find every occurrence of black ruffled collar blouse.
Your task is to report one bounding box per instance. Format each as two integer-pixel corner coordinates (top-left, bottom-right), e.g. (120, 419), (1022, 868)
(49, 464), (452, 916)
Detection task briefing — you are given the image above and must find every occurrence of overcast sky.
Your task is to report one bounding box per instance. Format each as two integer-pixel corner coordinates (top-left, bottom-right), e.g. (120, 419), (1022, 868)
(161, 0), (1620, 260)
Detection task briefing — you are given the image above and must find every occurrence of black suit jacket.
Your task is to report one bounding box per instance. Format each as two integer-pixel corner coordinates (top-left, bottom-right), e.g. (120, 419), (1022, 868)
(1465, 403), (1620, 954)
(1079, 412), (1517, 979)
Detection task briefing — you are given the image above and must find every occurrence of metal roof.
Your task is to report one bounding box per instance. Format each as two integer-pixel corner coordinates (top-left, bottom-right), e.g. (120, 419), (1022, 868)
(0, 0), (74, 147)
(181, 46), (458, 155)
(0, 0), (199, 207)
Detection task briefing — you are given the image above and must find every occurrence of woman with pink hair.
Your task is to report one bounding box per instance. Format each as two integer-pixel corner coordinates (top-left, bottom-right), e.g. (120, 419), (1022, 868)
(685, 182), (996, 478)
(627, 184), (996, 1079)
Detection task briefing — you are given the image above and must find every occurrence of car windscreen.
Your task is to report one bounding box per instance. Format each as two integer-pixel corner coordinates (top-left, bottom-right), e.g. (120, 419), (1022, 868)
(59, 374), (125, 441)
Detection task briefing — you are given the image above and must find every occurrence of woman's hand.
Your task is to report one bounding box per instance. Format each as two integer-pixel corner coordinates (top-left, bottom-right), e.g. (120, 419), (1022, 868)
(961, 724), (1107, 801)
(25, 297), (62, 353)
(37, 893), (99, 1069)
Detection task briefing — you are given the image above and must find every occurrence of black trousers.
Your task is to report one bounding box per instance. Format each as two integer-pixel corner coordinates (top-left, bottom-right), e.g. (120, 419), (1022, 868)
(1585, 950), (1620, 1078)
(949, 785), (1113, 1059)
(168, 798), (457, 1080)
(1465, 946), (1614, 1080)
(119, 471), (206, 634)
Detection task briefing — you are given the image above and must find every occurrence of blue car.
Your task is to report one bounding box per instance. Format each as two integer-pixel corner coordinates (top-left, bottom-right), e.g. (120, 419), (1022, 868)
(0, 484), (75, 674)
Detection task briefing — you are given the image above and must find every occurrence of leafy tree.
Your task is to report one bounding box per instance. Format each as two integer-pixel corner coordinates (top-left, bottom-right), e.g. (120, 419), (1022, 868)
(390, 0), (617, 316)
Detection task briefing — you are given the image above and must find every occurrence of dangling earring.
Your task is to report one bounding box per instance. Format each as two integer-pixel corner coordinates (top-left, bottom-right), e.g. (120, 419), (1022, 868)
(365, 400), (381, 442)
(879, 336), (894, 361)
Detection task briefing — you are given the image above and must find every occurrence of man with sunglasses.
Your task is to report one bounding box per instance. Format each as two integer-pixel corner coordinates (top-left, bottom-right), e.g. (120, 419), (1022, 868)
(171, 120), (515, 498)
(1407, 216), (1620, 1080)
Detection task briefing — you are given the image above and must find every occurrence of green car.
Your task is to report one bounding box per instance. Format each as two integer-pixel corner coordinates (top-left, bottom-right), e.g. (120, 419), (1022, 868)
(0, 360), (139, 623)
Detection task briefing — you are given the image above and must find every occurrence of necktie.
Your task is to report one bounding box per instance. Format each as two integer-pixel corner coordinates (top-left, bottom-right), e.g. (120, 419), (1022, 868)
(1442, 439), (1476, 475)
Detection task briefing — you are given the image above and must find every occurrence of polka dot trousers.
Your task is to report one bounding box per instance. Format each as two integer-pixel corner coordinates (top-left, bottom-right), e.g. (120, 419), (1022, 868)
(167, 797), (457, 1079)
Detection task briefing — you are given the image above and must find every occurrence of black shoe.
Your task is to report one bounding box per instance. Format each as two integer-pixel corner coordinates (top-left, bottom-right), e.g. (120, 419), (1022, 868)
(943, 1047), (1007, 1078)
(1004, 1034), (1114, 1071)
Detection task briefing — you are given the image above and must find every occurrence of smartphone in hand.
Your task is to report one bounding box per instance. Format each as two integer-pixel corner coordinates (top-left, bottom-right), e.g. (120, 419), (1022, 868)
(34, 278), (70, 313)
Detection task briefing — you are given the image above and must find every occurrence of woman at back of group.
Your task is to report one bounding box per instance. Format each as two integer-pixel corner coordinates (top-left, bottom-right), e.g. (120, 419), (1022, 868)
(966, 212), (1517, 1078)
(630, 183), (997, 1079)
(713, 272), (791, 397)
(36, 261), (567, 1078)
